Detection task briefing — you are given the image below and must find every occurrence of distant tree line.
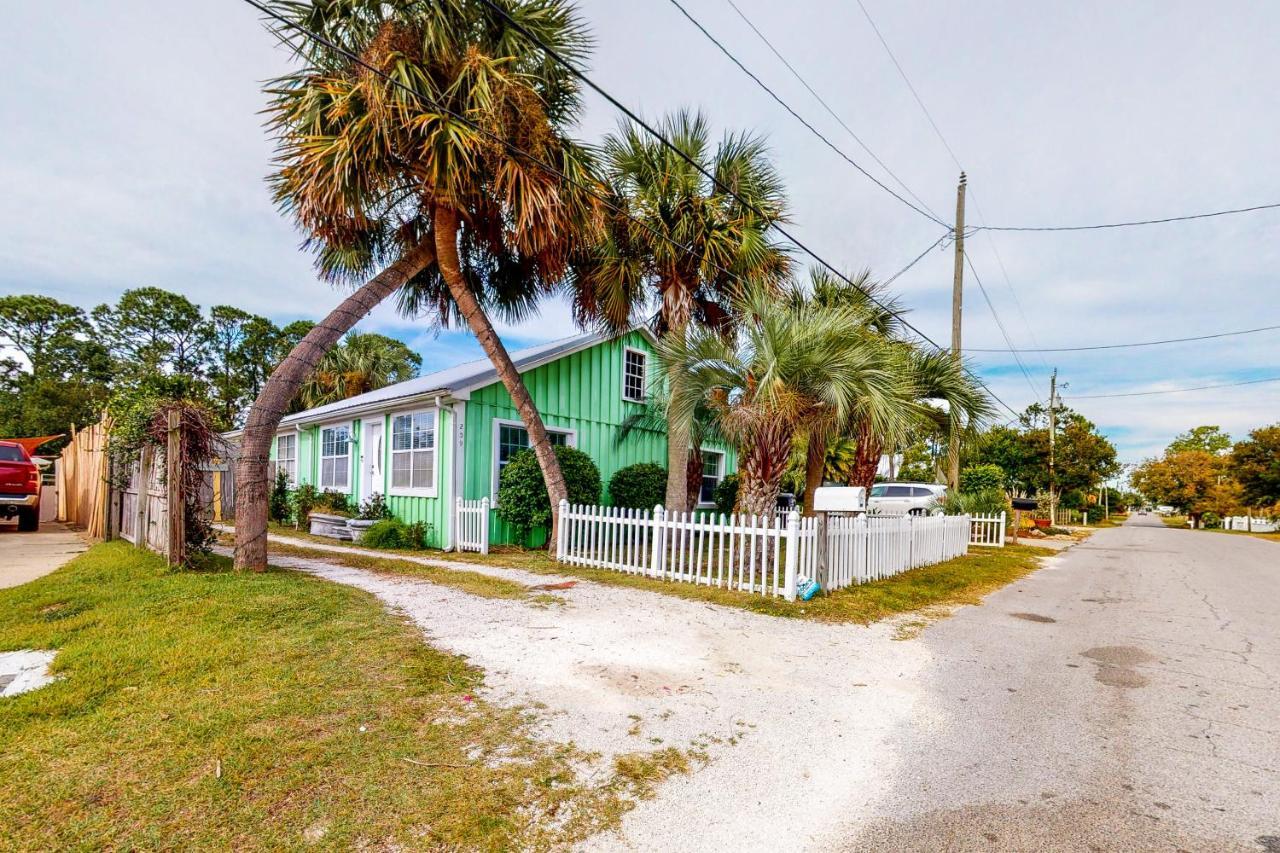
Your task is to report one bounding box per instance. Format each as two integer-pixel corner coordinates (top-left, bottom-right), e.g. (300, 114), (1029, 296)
(0, 288), (422, 446)
(1133, 424), (1280, 526)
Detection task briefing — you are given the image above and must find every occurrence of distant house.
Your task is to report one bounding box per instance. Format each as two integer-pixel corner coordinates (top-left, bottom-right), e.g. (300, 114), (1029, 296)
(244, 328), (736, 548)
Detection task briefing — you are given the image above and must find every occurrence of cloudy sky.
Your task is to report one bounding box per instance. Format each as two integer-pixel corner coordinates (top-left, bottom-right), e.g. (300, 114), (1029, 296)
(3, 1), (1277, 465)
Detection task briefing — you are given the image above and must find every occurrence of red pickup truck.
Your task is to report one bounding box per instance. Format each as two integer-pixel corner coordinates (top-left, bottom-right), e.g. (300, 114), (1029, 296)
(0, 440), (42, 531)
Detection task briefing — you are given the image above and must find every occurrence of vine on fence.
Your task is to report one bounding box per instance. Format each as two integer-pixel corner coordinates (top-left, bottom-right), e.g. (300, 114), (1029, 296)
(106, 393), (224, 560)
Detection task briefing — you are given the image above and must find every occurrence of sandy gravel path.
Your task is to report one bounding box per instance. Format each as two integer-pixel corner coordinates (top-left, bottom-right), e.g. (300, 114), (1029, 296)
(215, 540), (954, 851)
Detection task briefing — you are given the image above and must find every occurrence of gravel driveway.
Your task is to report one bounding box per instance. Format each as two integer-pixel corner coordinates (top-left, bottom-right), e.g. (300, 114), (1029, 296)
(221, 540), (1012, 850)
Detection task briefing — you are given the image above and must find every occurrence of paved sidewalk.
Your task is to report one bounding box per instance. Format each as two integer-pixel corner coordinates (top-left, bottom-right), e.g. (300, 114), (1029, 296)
(0, 522), (88, 588)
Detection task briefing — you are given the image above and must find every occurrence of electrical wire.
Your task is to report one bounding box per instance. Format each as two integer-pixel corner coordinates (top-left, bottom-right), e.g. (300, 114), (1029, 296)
(472, 0), (951, 352)
(964, 253), (1045, 404)
(661, 0), (949, 228)
(1065, 375), (1280, 399)
(720, 0), (943, 223)
(976, 202), (1280, 233)
(966, 323), (1280, 353)
(853, 0), (1051, 379)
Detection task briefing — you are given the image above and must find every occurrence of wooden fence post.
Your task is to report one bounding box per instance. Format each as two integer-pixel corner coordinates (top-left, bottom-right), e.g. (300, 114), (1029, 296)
(166, 409), (185, 567)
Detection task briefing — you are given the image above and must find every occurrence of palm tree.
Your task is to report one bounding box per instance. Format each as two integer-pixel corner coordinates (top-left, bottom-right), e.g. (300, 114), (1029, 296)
(847, 346), (995, 492)
(658, 286), (904, 517)
(793, 269), (911, 514)
(299, 332), (422, 409)
(236, 0), (598, 568)
(569, 110), (791, 512)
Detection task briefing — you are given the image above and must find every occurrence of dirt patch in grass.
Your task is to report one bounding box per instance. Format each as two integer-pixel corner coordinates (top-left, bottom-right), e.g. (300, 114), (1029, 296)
(0, 542), (632, 850)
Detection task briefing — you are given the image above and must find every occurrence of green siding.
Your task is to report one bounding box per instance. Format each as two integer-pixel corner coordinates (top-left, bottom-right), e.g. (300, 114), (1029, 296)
(460, 330), (735, 545)
(381, 407), (453, 549)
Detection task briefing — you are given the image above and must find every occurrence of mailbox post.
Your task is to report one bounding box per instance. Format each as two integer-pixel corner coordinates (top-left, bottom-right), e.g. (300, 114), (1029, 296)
(810, 487), (867, 590)
(1010, 497), (1038, 544)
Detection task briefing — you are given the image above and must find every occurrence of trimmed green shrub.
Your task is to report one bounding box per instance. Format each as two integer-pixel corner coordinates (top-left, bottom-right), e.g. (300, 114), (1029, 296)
(269, 470), (292, 524)
(362, 518), (409, 549)
(960, 463), (1004, 494)
(497, 446), (601, 545)
(316, 490), (350, 515)
(1201, 511), (1222, 529)
(714, 472), (740, 517)
(609, 462), (667, 510)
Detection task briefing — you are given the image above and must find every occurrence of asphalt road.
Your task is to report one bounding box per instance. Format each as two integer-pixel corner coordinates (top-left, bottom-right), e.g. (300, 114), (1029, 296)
(840, 515), (1279, 852)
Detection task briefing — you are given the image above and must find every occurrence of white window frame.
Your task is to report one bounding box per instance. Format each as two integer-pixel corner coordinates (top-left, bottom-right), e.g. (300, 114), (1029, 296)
(491, 418), (577, 501)
(388, 407), (439, 498)
(622, 346), (649, 403)
(275, 433), (297, 485)
(698, 449), (725, 507)
(318, 421), (352, 492)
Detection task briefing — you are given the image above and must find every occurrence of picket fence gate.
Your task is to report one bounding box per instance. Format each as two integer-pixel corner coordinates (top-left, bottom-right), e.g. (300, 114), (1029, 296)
(556, 500), (976, 601)
(454, 497), (490, 554)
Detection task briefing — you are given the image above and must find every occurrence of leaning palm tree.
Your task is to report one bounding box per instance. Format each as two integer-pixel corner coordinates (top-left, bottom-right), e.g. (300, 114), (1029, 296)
(658, 286), (904, 517)
(569, 110), (791, 512)
(235, 0), (598, 569)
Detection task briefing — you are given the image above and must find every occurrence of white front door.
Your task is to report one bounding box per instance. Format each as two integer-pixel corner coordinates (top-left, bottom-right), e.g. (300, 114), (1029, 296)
(361, 420), (384, 500)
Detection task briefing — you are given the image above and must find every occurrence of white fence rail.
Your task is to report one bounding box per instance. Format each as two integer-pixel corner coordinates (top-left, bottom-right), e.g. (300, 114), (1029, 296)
(1223, 516), (1278, 533)
(454, 497), (490, 554)
(969, 512), (1006, 547)
(556, 500), (974, 601)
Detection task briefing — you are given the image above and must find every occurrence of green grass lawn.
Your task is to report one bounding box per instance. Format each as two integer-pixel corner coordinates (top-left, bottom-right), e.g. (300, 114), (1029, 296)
(0, 542), (629, 850)
(1163, 514), (1190, 529)
(256, 525), (1053, 625)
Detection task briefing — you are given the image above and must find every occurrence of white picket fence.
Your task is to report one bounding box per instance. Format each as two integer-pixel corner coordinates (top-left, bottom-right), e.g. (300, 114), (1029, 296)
(1223, 516), (1278, 533)
(556, 500), (975, 601)
(812, 514), (972, 591)
(454, 497), (490, 554)
(969, 512), (1007, 547)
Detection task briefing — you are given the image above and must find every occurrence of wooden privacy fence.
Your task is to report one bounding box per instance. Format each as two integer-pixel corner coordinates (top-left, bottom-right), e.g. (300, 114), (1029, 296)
(556, 501), (976, 601)
(454, 497), (490, 554)
(969, 513), (1007, 547)
(56, 421), (110, 538)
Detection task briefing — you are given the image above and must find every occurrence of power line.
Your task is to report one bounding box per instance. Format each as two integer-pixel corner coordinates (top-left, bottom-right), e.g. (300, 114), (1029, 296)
(976, 201), (1280, 233)
(661, 0), (949, 228)
(1065, 375), (1280, 399)
(720, 0), (943, 223)
(966, 323), (1280, 353)
(472, 0), (950, 351)
(853, 0), (1051, 378)
(964, 253), (1044, 404)
(883, 232), (950, 286)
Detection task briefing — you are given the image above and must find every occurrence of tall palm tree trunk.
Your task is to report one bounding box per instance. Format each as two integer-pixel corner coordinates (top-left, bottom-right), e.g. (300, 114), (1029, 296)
(432, 205), (568, 548)
(234, 239), (436, 571)
(685, 445), (704, 512)
(802, 431), (827, 517)
(736, 422), (793, 517)
(850, 419), (884, 492)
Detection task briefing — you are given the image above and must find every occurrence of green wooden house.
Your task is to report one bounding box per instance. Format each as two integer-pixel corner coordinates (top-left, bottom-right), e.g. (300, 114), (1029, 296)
(260, 328), (735, 548)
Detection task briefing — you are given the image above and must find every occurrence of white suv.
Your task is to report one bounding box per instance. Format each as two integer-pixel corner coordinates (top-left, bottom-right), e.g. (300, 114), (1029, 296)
(867, 482), (947, 515)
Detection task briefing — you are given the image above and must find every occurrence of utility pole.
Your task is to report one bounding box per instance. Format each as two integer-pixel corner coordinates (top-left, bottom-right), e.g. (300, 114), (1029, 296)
(947, 172), (967, 491)
(1048, 368), (1058, 524)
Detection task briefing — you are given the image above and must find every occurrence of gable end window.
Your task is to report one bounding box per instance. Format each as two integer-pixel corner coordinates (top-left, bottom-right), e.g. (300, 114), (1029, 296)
(276, 433), (297, 484)
(391, 410), (436, 494)
(319, 425), (351, 491)
(622, 348), (647, 403)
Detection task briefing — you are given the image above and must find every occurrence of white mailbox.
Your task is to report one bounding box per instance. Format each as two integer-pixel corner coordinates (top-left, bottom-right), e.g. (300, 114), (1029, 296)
(811, 486), (866, 513)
